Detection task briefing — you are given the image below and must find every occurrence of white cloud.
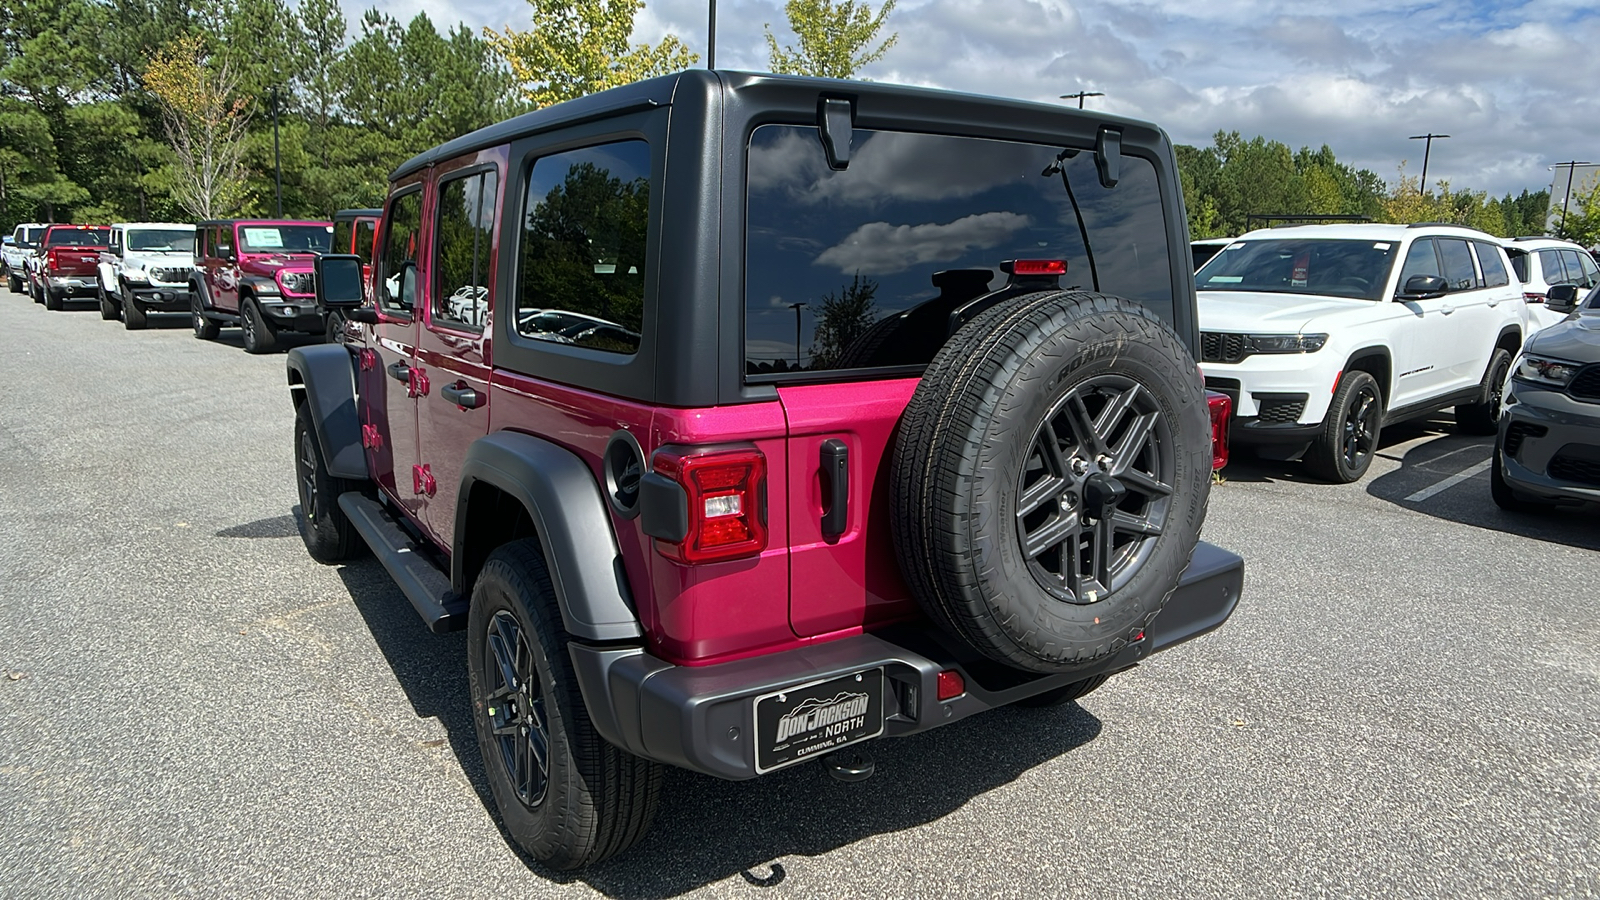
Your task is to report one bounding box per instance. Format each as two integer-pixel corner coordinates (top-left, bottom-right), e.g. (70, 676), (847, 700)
(814, 212), (1032, 274)
(374, 0), (1600, 199)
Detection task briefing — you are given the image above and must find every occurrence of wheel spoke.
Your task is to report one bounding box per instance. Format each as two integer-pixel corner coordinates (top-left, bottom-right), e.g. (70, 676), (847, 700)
(1061, 392), (1104, 456)
(1090, 511), (1115, 589)
(488, 621), (519, 692)
(1111, 509), (1163, 537)
(1109, 411), (1158, 465)
(1017, 473), (1066, 519)
(1117, 467), (1172, 497)
(1022, 509), (1079, 560)
(1093, 383), (1141, 444)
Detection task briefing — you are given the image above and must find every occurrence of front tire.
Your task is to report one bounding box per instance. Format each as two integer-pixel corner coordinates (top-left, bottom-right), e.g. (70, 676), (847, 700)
(1305, 370), (1383, 483)
(11, 272), (26, 293)
(1455, 349), (1511, 435)
(1490, 448), (1549, 513)
(98, 283), (119, 320)
(191, 290), (220, 340)
(467, 541), (662, 870)
(240, 296), (278, 354)
(122, 286), (148, 331)
(293, 405), (362, 562)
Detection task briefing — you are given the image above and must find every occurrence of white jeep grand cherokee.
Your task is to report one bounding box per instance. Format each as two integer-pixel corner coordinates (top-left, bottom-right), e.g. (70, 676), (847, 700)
(1196, 223), (1527, 482)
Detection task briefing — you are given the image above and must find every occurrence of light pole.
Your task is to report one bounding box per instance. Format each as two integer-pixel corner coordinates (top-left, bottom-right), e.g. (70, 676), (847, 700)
(1060, 91), (1104, 109)
(270, 85), (283, 218)
(788, 302), (806, 365)
(1408, 133), (1449, 194)
(1550, 160), (1594, 239)
(708, 0), (716, 69)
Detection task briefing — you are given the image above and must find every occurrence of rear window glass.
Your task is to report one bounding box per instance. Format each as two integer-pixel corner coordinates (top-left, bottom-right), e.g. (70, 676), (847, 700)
(1438, 239), (1479, 291)
(1473, 241), (1509, 288)
(45, 227), (110, 247)
(1198, 239), (1398, 300)
(1507, 249), (1529, 282)
(744, 126), (1173, 376)
(1538, 249), (1567, 284)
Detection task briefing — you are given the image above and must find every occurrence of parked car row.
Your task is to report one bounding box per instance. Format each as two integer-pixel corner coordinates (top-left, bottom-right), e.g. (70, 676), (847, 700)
(4, 209), (381, 353)
(1192, 224), (1600, 508)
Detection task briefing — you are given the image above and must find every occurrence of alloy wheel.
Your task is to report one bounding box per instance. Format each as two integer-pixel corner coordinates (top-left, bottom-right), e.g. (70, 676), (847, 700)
(1015, 375), (1175, 604)
(1342, 385), (1380, 469)
(484, 610), (549, 808)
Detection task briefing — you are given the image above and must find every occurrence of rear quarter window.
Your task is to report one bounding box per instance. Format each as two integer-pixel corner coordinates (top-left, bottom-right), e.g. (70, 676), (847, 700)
(743, 125), (1173, 376)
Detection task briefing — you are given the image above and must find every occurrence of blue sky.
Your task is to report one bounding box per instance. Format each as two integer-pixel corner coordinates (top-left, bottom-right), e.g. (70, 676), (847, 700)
(375, 0), (1600, 200)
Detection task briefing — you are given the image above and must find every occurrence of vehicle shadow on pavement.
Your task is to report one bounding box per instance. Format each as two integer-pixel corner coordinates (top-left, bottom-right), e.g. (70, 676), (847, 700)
(333, 561), (1104, 895)
(1365, 428), (1600, 551)
(216, 514), (300, 538)
(1216, 419), (1458, 485)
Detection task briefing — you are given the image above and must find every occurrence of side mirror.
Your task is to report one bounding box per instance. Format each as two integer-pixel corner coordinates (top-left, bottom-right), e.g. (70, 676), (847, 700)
(2, 237), (13, 246)
(314, 253), (366, 310)
(216, 244), (234, 260)
(1399, 274), (1447, 300)
(1546, 283), (1580, 314)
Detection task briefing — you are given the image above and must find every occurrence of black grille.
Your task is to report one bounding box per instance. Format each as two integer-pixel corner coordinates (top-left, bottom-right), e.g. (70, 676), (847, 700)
(1200, 332), (1247, 364)
(1502, 422), (1547, 459)
(1548, 452), (1600, 487)
(1257, 396), (1307, 424)
(1570, 366), (1600, 401)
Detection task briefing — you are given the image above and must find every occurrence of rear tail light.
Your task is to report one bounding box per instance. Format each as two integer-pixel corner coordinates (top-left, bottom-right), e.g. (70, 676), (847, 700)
(648, 447), (767, 564)
(1524, 292), (1546, 304)
(1206, 390), (1232, 471)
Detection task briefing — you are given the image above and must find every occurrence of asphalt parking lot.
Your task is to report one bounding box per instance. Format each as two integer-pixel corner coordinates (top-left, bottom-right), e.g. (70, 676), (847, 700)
(1, 292), (1597, 899)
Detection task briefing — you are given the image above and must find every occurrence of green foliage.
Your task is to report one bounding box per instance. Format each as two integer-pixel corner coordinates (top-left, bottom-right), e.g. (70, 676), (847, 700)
(765, 0), (898, 79)
(486, 0), (697, 109)
(810, 274), (879, 367)
(1176, 132), (1552, 240)
(1554, 175), (1600, 248)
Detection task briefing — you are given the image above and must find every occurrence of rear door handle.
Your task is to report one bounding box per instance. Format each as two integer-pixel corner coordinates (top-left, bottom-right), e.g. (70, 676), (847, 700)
(441, 382), (484, 409)
(387, 361), (410, 383)
(820, 439), (849, 540)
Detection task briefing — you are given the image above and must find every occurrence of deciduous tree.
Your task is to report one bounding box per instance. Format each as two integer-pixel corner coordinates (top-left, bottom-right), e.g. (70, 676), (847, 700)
(144, 34), (251, 218)
(765, 0), (897, 79)
(485, 0), (697, 109)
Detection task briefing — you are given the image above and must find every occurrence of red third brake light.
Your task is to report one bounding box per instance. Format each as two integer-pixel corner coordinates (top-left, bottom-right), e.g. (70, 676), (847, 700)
(1009, 259), (1068, 276)
(652, 448), (768, 564)
(1206, 390), (1232, 471)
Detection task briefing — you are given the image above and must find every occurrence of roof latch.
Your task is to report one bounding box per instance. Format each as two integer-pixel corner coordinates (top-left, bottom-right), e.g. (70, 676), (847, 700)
(818, 97), (854, 171)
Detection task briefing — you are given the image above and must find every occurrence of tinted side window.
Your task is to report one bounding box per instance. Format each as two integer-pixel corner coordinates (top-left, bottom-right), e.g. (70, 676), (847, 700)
(1474, 241), (1509, 287)
(378, 190), (423, 315)
(333, 219), (353, 255)
(433, 170), (499, 331)
(1560, 249), (1593, 288)
(1538, 249), (1567, 284)
(1437, 239), (1479, 292)
(1398, 239), (1440, 286)
(514, 141), (649, 355)
(1507, 249), (1529, 282)
(1581, 251), (1600, 286)
(356, 220), (377, 265)
(744, 125), (1173, 375)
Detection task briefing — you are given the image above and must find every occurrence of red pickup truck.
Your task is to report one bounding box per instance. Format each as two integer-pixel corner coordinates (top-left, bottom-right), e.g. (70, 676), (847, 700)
(32, 224), (112, 310)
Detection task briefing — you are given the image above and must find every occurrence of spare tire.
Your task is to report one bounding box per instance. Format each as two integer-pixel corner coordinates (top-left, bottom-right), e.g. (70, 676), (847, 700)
(891, 291), (1211, 673)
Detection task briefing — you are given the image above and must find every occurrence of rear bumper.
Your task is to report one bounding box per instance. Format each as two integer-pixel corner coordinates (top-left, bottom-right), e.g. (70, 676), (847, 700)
(571, 541), (1243, 780)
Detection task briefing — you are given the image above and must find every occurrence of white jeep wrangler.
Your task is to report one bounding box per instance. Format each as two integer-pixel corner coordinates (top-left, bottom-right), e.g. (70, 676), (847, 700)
(97, 223), (197, 330)
(1196, 223), (1527, 482)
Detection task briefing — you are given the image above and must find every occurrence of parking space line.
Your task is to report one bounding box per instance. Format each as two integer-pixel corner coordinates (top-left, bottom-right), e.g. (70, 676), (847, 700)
(1405, 460), (1492, 502)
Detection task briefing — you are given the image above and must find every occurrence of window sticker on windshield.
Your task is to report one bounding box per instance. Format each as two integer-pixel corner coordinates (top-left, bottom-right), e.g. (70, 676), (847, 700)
(1207, 275), (1243, 283)
(1223, 243), (1244, 251)
(244, 228), (284, 248)
(1374, 242), (1391, 250)
(1290, 251), (1310, 288)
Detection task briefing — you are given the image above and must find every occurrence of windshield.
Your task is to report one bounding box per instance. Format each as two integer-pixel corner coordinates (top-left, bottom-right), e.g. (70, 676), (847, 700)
(44, 227), (110, 247)
(1195, 238), (1398, 300)
(128, 229), (195, 253)
(238, 225), (332, 253)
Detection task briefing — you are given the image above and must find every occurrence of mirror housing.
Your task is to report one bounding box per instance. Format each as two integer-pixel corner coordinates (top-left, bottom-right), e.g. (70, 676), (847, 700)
(1399, 274), (1447, 300)
(1545, 283), (1580, 314)
(314, 253), (366, 310)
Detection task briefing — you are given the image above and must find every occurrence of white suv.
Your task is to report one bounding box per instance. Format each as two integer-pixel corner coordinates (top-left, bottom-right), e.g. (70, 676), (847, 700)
(1502, 236), (1599, 332)
(1196, 224), (1527, 482)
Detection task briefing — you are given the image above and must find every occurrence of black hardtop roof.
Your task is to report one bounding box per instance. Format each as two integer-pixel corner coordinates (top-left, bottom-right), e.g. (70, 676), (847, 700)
(197, 219), (332, 227)
(392, 69), (1160, 182)
(332, 208), (382, 220)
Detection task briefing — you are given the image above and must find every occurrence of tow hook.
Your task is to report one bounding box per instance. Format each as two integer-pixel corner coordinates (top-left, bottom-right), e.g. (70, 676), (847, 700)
(825, 752), (875, 783)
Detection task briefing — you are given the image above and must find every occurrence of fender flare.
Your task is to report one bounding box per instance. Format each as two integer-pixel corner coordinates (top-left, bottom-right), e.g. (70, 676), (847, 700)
(1494, 323), (1523, 353)
(285, 344), (368, 481)
(1341, 345), (1393, 397)
(456, 431), (643, 643)
(241, 275), (280, 299)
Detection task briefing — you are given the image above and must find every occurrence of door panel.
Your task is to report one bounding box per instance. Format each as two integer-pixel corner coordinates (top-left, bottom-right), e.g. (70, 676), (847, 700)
(778, 380), (920, 637)
(367, 187), (427, 520)
(418, 156), (505, 545)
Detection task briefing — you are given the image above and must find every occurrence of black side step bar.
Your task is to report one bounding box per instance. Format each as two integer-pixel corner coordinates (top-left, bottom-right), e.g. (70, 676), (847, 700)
(338, 492), (469, 633)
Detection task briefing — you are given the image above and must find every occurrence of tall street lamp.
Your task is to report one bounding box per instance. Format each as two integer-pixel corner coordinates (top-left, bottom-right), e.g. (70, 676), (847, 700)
(269, 85), (283, 218)
(788, 301), (806, 365)
(1060, 91), (1104, 109)
(1408, 133), (1450, 193)
(1550, 160), (1594, 239)
(708, 0), (717, 69)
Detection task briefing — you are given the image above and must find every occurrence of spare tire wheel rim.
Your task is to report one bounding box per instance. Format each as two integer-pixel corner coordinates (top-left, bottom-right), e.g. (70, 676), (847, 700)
(1015, 374), (1174, 604)
(484, 610), (549, 808)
